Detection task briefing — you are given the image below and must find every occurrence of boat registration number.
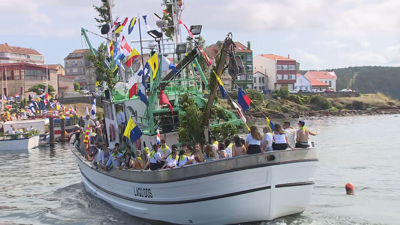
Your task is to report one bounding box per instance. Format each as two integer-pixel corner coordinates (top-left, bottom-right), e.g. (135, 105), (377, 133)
(133, 187), (153, 198)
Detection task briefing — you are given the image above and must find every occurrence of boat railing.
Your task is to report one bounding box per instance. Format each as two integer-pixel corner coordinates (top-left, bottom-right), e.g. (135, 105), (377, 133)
(0, 131), (39, 140)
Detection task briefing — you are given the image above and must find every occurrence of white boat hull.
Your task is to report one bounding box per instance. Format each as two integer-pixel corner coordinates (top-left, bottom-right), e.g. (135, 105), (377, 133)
(0, 135), (39, 151)
(74, 148), (317, 224)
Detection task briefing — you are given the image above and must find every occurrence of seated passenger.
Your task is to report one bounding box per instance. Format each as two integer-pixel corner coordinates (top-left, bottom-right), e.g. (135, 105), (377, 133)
(217, 142), (228, 159)
(159, 139), (171, 163)
(119, 146), (134, 169)
(149, 144), (163, 171)
(142, 147), (150, 169)
(97, 144), (110, 166)
(181, 142), (188, 152)
(193, 149), (205, 164)
(203, 145), (217, 162)
(272, 124), (294, 150)
(224, 139), (233, 157)
(176, 149), (188, 168)
(194, 143), (201, 150)
(161, 150), (178, 169)
(232, 136), (246, 157)
(132, 150), (144, 170)
(245, 126), (263, 154)
(240, 138), (247, 153)
(261, 127), (273, 152)
(296, 120), (318, 148)
(185, 145), (194, 162)
(104, 148), (123, 171)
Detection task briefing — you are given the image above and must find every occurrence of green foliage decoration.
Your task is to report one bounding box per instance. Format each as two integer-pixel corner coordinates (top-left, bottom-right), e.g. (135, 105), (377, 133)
(74, 81), (81, 91)
(28, 84), (55, 95)
(86, 43), (116, 92)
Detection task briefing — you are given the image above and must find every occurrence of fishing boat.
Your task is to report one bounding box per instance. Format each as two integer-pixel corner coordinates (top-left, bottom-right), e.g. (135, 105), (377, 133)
(72, 0), (318, 224)
(0, 133), (39, 151)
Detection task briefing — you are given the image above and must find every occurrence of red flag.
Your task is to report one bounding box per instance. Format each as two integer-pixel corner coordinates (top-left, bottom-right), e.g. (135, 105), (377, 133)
(129, 83), (137, 99)
(159, 90), (173, 115)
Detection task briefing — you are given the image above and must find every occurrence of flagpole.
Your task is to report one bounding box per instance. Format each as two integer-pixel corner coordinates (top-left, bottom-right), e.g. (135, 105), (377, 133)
(138, 16), (150, 121)
(1, 65), (3, 113)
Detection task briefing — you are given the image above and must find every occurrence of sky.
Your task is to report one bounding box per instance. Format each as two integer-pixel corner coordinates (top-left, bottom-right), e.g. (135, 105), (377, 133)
(1, 0), (400, 70)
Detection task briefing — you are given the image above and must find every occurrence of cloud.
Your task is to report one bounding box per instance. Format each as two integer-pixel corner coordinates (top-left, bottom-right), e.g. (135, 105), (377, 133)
(294, 49), (324, 70)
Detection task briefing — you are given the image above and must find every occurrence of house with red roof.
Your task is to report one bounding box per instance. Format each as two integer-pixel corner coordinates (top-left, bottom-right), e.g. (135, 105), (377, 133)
(0, 43), (45, 65)
(304, 71), (337, 91)
(253, 54), (297, 91)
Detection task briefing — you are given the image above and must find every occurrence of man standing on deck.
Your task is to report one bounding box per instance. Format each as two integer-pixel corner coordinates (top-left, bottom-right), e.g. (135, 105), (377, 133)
(116, 105), (126, 144)
(283, 122), (296, 149)
(296, 120), (318, 148)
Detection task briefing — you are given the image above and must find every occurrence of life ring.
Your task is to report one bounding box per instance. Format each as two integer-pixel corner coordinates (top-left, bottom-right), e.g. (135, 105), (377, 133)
(135, 137), (141, 150)
(109, 124), (116, 142)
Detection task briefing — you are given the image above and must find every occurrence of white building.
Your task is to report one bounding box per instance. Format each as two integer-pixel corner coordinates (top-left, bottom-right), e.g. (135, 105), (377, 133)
(295, 74), (311, 91)
(304, 71), (337, 91)
(253, 54), (297, 91)
(253, 71), (268, 91)
(0, 43), (44, 65)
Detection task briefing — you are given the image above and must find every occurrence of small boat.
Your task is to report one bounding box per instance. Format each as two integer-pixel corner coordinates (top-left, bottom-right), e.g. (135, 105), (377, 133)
(0, 134), (39, 151)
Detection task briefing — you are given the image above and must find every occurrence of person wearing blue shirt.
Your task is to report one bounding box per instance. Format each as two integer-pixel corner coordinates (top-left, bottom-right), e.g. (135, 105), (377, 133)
(105, 148), (123, 171)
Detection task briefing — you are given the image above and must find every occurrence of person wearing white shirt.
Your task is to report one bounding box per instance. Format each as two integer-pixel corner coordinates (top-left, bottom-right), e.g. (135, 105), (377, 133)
(283, 122), (296, 149)
(272, 124), (294, 150)
(161, 150), (178, 169)
(245, 126), (263, 154)
(149, 145), (163, 171)
(116, 105), (126, 142)
(261, 126), (273, 152)
(175, 150), (188, 168)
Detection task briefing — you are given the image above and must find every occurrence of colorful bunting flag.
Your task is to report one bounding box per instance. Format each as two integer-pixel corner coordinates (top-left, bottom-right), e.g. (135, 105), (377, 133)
(142, 15), (150, 30)
(238, 88), (251, 111)
(110, 38), (114, 58)
(213, 70), (227, 98)
(159, 90), (173, 115)
(125, 48), (140, 68)
(124, 118), (143, 144)
(128, 17), (137, 35)
(156, 125), (161, 145)
(148, 53), (159, 79)
(91, 99), (96, 119)
(115, 17), (128, 34)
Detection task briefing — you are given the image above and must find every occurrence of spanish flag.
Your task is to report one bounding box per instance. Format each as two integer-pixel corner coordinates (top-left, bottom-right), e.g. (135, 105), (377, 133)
(124, 118), (143, 144)
(125, 48), (140, 68)
(148, 53), (159, 79)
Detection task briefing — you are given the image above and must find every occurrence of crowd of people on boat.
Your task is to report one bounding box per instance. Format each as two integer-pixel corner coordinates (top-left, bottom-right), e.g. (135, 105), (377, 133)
(5, 125), (36, 134)
(78, 120), (317, 172)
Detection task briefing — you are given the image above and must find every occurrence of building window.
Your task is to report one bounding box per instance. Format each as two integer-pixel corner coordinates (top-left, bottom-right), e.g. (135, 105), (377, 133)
(282, 65), (288, 70)
(254, 78), (256, 83)
(247, 55), (252, 61)
(289, 65), (296, 70)
(329, 81), (332, 87)
(72, 68), (78, 73)
(289, 74), (296, 80)
(277, 74), (282, 80)
(247, 65), (252, 71)
(284, 75), (288, 80)
(66, 62), (68, 65)
(277, 65), (282, 70)
(247, 74), (252, 80)
(262, 77), (265, 83)
(259, 77), (261, 83)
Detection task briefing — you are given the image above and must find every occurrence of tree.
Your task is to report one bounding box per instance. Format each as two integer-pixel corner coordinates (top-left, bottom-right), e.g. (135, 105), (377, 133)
(74, 81), (81, 91)
(28, 84), (55, 95)
(86, 43), (117, 91)
(93, 0), (111, 28)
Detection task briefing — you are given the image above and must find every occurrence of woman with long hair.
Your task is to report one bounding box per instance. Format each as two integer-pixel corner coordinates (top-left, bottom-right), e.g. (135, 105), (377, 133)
(245, 126), (263, 154)
(176, 149), (188, 168)
(272, 124), (294, 150)
(203, 144), (217, 162)
(217, 142), (228, 159)
(232, 136), (246, 157)
(262, 126), (273, 152)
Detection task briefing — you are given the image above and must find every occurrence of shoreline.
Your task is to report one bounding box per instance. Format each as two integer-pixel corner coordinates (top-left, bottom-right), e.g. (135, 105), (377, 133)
(243, 108), (400, 120)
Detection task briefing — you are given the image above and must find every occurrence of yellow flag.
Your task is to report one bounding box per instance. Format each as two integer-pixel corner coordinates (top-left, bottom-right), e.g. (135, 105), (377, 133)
(95, 81), (99, 87)
(124, 118), (134, 139)
(148, 53), (159, 79)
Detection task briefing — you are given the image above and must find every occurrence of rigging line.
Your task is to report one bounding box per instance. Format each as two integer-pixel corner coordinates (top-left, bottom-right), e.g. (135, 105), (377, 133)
(84, 29), (110, 41)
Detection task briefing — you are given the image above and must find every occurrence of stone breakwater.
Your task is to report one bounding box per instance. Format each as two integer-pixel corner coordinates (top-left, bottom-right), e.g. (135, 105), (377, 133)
(238, 108), (400, 120)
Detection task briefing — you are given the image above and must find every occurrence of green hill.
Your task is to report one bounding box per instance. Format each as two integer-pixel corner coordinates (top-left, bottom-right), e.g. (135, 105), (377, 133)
(326, 66), (400, 100)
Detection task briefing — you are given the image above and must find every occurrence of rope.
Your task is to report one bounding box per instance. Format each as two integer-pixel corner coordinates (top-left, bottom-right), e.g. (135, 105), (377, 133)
(83, 29), (110, 41)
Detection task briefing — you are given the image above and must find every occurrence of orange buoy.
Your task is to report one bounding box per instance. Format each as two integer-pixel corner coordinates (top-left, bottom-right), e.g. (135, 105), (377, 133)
(345, 183), (354, 195)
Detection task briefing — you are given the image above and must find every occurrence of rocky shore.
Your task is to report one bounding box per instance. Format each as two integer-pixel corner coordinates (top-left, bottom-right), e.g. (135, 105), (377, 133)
(243, 107), (400, 120)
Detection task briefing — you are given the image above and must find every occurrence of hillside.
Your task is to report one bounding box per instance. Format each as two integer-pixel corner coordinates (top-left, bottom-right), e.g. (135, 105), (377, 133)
(326, 66), (400, 100)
